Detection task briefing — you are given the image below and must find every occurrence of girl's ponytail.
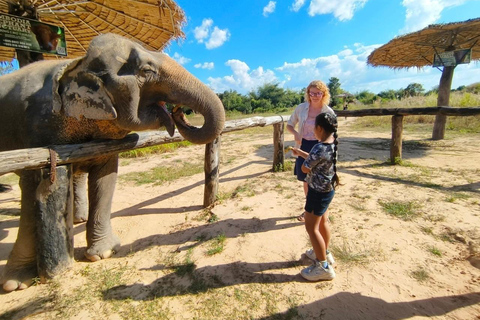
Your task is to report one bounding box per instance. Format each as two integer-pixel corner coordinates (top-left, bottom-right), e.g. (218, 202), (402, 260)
(332, 129), (340, 189)
(316, 112), (340, 189)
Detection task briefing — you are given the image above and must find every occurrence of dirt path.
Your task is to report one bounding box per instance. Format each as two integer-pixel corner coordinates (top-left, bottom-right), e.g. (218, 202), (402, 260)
(1, 118), (479, 319)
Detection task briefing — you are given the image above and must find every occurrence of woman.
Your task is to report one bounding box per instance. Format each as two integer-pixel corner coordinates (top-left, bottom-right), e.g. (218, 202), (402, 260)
(286, 80), (334, 221)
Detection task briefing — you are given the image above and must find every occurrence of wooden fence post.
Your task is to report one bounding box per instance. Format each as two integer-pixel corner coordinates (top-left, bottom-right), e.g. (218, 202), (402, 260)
(272, 122), (285, 171)
(204, 136), (221, 207)
(390, 115), (404, 164)
(34, 165), (74, 281)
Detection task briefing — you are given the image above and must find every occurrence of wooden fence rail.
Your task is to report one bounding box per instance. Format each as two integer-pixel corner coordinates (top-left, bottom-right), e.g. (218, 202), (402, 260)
(1, 107), (479, 206)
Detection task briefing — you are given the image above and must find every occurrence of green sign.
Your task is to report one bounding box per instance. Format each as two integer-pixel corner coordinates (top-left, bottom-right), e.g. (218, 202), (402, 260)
(0, 13), (67, 56)
(433, 49), (471, 67)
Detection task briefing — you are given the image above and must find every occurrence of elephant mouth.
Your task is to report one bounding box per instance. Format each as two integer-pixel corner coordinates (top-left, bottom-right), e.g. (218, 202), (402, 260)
(156, 101), (175, 137)
(156, 102), (198, 138)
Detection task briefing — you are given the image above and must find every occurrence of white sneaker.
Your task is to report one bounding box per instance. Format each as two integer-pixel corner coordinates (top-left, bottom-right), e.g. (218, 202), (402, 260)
(301, 261), (335, 281)
(305, 249), (335, 265)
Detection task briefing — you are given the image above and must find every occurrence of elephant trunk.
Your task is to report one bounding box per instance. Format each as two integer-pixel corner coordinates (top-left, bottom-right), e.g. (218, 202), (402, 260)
(159, 57), (225, 144)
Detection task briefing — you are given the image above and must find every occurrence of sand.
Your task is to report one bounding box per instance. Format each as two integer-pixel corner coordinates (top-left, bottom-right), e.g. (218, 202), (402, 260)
(1, 118), (479, 319)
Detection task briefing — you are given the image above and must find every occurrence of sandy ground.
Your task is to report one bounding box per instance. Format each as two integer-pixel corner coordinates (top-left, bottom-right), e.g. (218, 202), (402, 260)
(0, 118), (480, 319)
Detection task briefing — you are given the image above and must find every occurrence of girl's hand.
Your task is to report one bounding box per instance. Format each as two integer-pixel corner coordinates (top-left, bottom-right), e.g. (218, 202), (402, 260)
(291, 147), (300, 157)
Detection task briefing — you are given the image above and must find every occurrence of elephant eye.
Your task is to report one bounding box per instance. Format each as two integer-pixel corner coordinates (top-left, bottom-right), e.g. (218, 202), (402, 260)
(140, 65), (157, 76)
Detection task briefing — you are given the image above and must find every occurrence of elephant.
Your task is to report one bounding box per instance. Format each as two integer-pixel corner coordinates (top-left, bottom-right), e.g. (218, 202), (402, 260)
(0, 33), (225, 292)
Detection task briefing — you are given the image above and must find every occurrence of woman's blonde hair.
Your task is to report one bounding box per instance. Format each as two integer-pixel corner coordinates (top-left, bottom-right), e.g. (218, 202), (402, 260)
(305, 80), (331, 106)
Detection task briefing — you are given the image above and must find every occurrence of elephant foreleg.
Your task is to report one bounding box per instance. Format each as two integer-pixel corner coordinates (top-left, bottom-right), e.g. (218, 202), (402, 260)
(2, 167), (75, 292)
(2, 171), (41, 292)
(84, 156), (121, 262)
(73, 171), (88, 224)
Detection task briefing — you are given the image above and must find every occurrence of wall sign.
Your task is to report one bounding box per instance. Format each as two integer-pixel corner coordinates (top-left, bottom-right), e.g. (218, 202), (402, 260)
(433, 49), (471, 67)
(0, 13), (67, 56)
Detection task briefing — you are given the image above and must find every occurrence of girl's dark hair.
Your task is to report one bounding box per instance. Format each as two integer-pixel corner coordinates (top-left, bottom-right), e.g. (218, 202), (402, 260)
(315, 113), (340, 189)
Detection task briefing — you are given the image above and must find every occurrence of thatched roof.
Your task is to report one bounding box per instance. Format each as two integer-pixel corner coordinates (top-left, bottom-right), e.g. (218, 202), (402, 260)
(367, 17), (480, 69)
(0, 0), (186, 61)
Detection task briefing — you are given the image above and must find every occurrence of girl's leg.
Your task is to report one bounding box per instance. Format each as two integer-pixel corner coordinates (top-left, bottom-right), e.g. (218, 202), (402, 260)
(319, 210), (331, 251)
(297, 182), (309, 222)
(304, 211), (327, 262)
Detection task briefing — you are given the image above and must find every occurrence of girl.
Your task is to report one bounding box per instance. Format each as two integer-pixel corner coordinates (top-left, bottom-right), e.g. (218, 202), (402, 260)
(292, 112), (339, 281)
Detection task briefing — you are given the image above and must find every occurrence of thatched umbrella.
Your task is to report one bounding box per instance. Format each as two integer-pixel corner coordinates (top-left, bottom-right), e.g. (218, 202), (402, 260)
(0, 0), (185, 65)
(367, 18), (480, 140)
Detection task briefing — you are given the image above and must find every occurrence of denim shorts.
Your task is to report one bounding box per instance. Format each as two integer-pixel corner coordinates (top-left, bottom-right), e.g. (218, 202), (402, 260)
(294, 139), (318, 182)
(305, 187), (335, 217)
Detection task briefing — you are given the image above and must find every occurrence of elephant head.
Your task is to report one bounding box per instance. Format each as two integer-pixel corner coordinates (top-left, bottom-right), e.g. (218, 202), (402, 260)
(54, 33), (225, 144)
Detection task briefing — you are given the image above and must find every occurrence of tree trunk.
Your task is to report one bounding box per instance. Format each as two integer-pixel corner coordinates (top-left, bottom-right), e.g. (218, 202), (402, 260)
(432, 66), (455, 140)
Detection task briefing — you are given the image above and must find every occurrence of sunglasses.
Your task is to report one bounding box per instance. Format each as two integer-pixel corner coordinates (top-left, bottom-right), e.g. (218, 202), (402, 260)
(309, 92), (323, 97)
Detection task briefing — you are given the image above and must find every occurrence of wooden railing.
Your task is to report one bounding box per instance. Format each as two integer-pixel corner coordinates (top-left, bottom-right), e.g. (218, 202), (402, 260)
(1, 107), (479, 207)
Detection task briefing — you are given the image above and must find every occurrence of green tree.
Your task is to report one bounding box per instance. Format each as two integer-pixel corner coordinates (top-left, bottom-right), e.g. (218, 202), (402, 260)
(255, 83), (284, 106)
(327, 77), (341, 108)
(278, 88), (302, 110)
(377, 89), (397, 101)
(404, 83), (424, 97)
(251, 98), (274, 113)
(218, 90), (250, 113)
(355, 90), (376, 104)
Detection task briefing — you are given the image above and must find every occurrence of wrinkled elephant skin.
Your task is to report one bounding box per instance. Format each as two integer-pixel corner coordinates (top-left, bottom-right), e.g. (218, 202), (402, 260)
(0, 33), (225, 292)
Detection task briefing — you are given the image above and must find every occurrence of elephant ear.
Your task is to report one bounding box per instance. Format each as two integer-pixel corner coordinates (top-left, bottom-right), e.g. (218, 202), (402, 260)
(53, 60), (117, 120)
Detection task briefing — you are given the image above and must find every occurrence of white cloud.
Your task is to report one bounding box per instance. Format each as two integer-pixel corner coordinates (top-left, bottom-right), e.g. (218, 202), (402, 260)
(172, 53), (191, 65)
(308, 0), (368, 21)
(207, 59), (278, 93)
(290, 0), (306, 12)
(194, 18), (213, 43)
(273, 43), (450, 94)
(400, 0), (467, 34)
(193, 19), (230, 49)
(206, 26), (230, 49)
(263, 1), (277, 17)
(203, 43), (480, 95)
(194, 62), (215, 70)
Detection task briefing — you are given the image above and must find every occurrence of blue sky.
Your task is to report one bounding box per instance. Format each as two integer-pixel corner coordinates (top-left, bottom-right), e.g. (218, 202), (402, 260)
(165, 0), (480, 95)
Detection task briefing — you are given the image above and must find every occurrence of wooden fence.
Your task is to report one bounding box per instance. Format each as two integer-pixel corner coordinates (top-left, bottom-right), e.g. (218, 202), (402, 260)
(1, 106), (479, 207)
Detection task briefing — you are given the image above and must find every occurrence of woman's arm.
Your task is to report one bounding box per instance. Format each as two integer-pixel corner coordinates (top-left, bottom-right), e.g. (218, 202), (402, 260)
(286, 124), (301, 144)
